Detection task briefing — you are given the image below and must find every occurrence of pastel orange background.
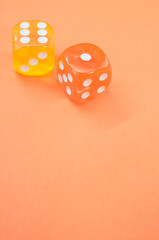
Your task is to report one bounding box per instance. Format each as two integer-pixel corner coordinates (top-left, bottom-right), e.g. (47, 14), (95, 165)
(0, 0), (159, 239)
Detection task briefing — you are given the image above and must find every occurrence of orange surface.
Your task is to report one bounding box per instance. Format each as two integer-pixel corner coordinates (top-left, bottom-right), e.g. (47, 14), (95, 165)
(0, 0), (159, 239)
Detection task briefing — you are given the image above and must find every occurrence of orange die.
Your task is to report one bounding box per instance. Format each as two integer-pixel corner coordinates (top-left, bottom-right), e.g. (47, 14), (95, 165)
(57, 43), (112, 102)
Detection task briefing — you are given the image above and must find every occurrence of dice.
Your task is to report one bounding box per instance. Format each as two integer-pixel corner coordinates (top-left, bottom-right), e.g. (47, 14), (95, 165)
(13, 20), (55, 76)
(57, 43), (112, 102)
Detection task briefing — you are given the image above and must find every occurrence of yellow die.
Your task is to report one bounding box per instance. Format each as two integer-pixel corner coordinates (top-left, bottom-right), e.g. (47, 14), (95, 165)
(12, 20), (55, 76)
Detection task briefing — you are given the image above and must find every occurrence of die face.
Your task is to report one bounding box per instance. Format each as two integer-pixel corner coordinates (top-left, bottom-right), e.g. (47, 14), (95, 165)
(62, 43), (107, 73)
(57, 43), (112, 102)
(57, 57), (76, 99)
(13, 20), (55, 76)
